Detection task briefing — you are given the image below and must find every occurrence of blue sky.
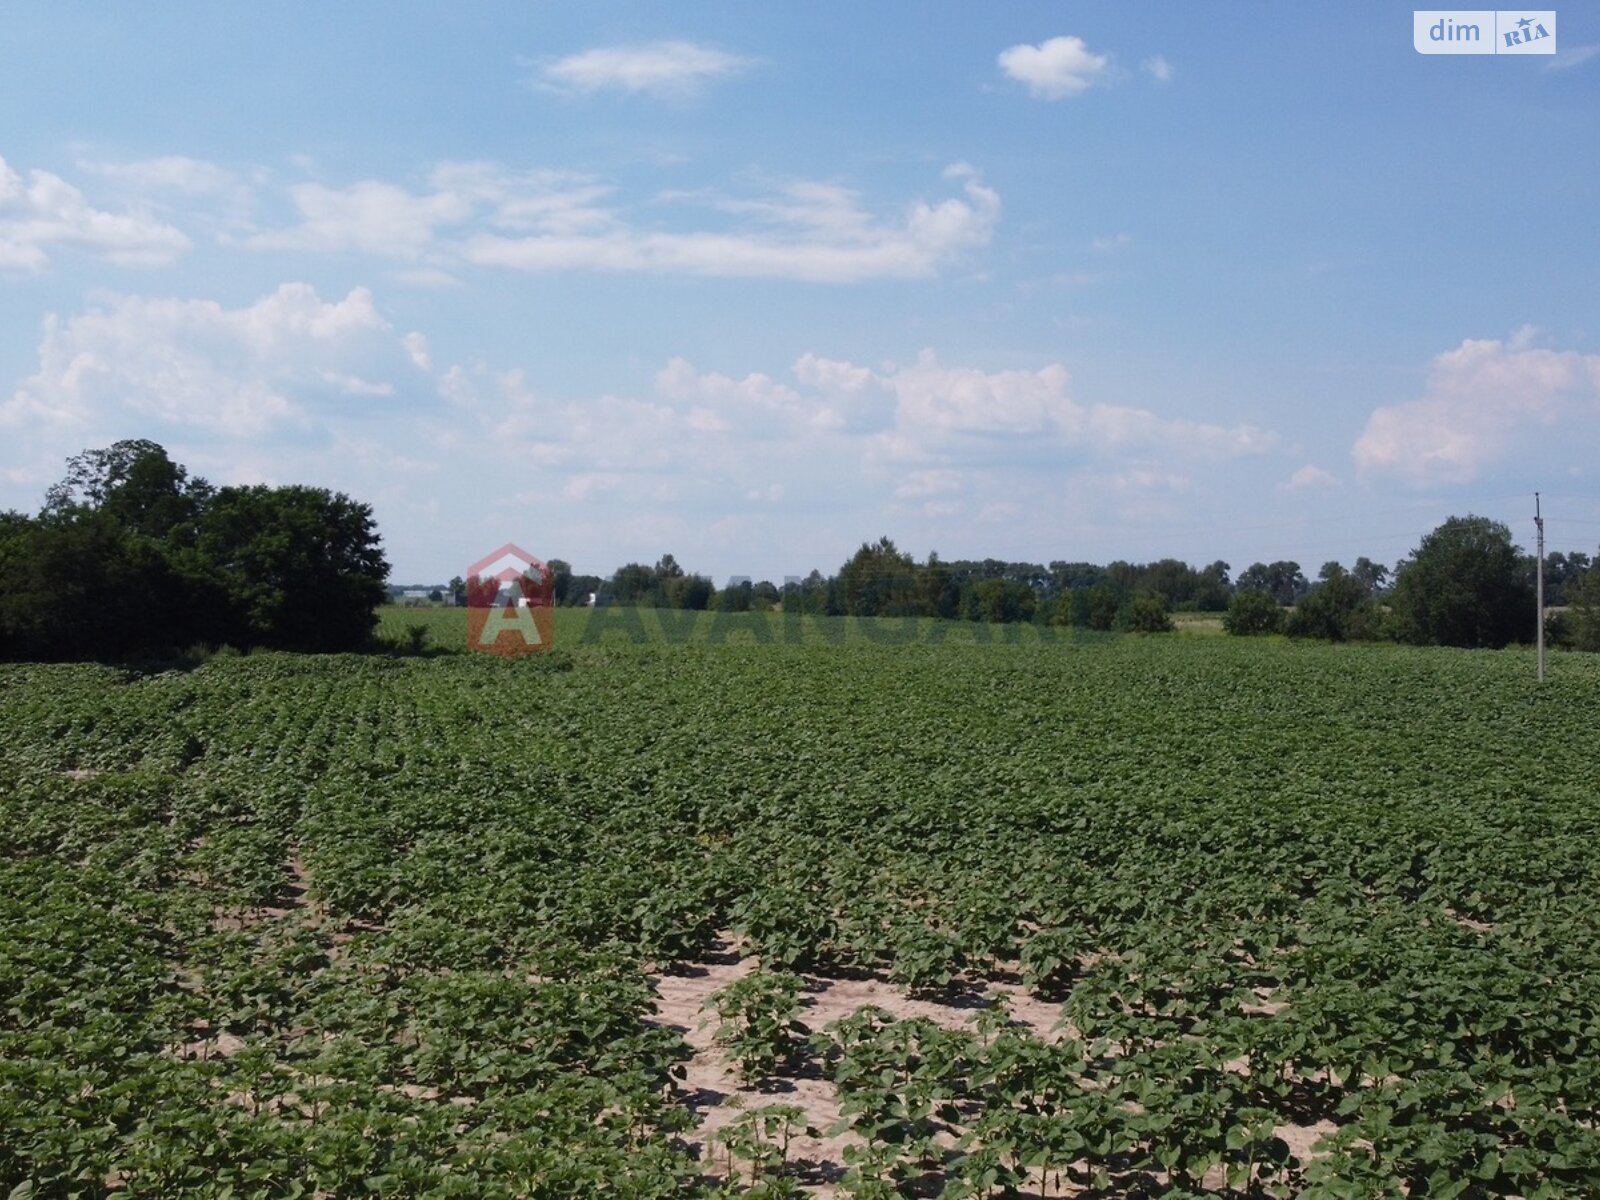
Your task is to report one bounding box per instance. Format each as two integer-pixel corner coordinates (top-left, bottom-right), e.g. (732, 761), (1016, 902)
(3, 3), (1599, 584)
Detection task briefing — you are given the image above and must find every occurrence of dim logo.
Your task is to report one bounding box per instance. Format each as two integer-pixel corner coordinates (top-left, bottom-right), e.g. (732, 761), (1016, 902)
(1414, 10), (1556, 54)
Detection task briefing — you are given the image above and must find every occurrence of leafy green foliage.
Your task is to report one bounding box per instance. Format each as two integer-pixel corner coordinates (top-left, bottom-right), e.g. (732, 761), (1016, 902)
(1389, 515), (1535, 649)
(1566, 565), (1600, 652)
(4, 635), (1600, 1195)
(1286, 564), (1380, 642)
(1127, 589), (1175, 633)
(707, 1104), (813, 1191)
(1225, 589), (1284, 636)
(708, 969), (811, 1082)
(1, 441), (389, 661)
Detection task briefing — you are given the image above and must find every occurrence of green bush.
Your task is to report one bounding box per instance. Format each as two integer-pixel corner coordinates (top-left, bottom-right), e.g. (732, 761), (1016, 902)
(1569, 568), (1600, 652)
(1285, 564), (1380, 642)
(1127, 591), (1174, 633)
(1223, 590), (1282, 636)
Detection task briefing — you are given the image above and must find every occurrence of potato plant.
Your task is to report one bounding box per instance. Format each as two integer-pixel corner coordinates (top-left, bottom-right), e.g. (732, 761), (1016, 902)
(2, 636), (1600, 1195)
(707, 968), (811, 1082)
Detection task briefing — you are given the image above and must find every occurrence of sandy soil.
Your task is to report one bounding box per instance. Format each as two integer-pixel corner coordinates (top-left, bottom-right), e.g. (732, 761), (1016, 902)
(650, 937), (1087, 1194)
(650, 935), (1338, 1196)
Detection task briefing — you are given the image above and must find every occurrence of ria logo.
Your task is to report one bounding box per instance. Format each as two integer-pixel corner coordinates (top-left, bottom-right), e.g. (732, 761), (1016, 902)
(1501, 13), (1552, 47)
(1414, 10), (1556, 54)
(465, 543), (555, 656)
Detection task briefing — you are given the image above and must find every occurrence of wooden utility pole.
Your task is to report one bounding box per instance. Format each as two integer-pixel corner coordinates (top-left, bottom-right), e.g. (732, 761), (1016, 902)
(1535, 492), (1546, 683)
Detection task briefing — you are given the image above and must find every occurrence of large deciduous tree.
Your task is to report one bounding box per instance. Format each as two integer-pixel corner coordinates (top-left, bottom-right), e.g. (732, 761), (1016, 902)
(1236, 561), (1308, 607)
(837, 537), (920, 617)
(1388, 516), (1535, 649)
(43, 438), (212, 539)
(0, 441), (389, 660)
(197, 484), (389, 652)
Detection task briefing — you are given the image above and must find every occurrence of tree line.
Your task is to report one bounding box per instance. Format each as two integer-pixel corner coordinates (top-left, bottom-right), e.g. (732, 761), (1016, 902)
(5, 440), (1599, 661)
(468, 528), (1599, 652)
(0, 440), (387, 660)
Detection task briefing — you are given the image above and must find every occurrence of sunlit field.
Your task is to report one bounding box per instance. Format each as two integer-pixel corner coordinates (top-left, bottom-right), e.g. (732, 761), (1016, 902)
(4, 632), (1599, 1196)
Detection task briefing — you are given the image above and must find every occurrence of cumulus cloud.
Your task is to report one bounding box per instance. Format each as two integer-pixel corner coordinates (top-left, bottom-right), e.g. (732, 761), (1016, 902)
(645, 348), (1276, 470)
(998, 36), (1111, 99)
(440, 361), (688, 475)
(0, 154), (190, 272)
(1, 283), (409, 438)
(1353, 328), (1600, 485)
(884, 352), (1079, 437)
(249, 180), (473, 259)
(833, 348), (1273, 459)
(441, 345), (1277, 540)
(793, 353), (874, 393)
(320, 369), (394, 397)
(1280, 464), (1339, 492)
(538, 41), (754, 97)
(1105, 466), (1190, 493)
(656, 356), (843, 433)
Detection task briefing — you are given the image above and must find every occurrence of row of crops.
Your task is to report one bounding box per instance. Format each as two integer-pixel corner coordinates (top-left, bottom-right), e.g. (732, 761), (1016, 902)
(4, 633), (1600, 1196)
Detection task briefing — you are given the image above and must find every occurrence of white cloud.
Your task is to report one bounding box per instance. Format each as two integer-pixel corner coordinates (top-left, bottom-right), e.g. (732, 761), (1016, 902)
(1545, 43), (1600, 71)
(1353, 329), (1600, 485)
(320, 369), (394, 397)
(241, 161), (997, 284)
(1090, 232), (1132, 253)
(998, 36), (1111, 100)
(250, 180), (472, 259)
(885, 351), (1080, 437)
(441, 362), (688, 475)
(464, 166), (999, 282)
(1143, 55), (1174, 82)
(686, 407), (732, 433)
(1280, 464), (1340, 492)
(538, 41), (754, 97)
(0, 154), (190, 272)
(1, 283), (407, 438)
(1084, 403), (1277, 457)
(404, 331), (432, 372)
(794, 352), (873, 393)
(656, 356), (843, 432)
(79, 155), (244, 197)
(427, 163), (616, 235)
(117, 329), (1293, 581)
(845, 350), (1276, 463)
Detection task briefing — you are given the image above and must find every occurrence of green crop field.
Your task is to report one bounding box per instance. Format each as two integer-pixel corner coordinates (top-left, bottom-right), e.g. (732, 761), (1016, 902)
(4, 631), (1600, 1198)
